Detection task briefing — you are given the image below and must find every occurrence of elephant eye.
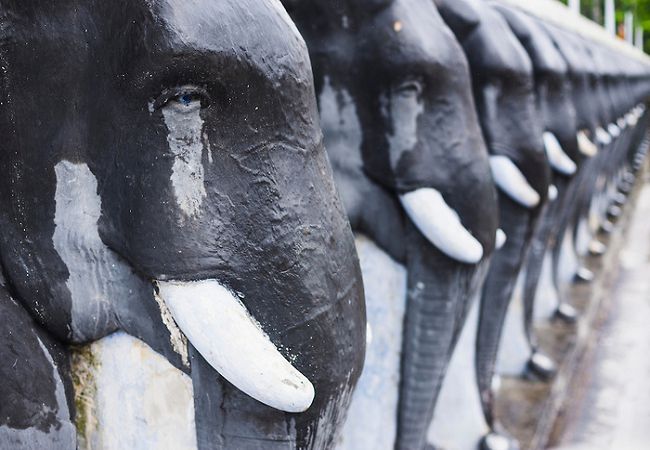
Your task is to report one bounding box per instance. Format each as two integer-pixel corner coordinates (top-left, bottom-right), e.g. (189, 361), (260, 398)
(152, 85), (211, 111)
(393, 80), (423, 98)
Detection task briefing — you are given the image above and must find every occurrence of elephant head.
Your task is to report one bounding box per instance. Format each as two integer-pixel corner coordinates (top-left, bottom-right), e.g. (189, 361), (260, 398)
(437, 0), (550, 446)
(283, 0), (498, 448)
(0, 1), (365, 448)
(494, 5), (579, 176)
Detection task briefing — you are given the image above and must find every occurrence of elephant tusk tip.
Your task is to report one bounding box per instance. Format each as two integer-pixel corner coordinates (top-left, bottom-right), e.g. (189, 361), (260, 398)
(495, 228), (507, 250)
(282, 379), (315, 413)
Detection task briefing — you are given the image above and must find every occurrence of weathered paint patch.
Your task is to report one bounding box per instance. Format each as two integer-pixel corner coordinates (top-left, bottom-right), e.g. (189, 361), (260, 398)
(53, 161), (119, 341)
(318, 76), (363, 169)
(161, 99), (207, 219)
(75, 332), (196, 450)
(383, 83), (424, 171)
(336, 235), (407, 450)
(0, 424), (77, 450)
(153, 289), (189, 368)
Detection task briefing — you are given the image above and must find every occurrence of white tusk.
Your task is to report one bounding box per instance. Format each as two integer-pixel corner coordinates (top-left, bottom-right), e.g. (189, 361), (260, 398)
(155, 279), (315, 413)
(607, 123), (621, 138)
(489, 155), (541, 208)
(495, 228), (507, 250)
(577, 131), (598, 157)
(399, 188), (483, 264)
(548, 184), (558, 201)
(595, 127), (612, 145)
(543, 132), (577, 176)
(627, 111), (639, 127)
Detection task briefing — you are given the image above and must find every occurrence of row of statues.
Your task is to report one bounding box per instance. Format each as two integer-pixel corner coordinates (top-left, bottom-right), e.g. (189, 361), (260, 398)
(1, 0), (649, 449)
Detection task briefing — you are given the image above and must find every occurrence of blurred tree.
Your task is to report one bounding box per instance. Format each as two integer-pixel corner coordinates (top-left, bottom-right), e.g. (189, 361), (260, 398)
(558, 0), (650, 52)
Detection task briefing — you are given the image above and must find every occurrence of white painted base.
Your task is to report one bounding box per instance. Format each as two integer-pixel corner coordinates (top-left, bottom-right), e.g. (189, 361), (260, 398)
(497, 272), (532, 377)
(427, 296), (488, 450)
(75, 332), (197, 450)
(534, 250), (561, 321)
(336, 235), (407, 450)
(559, 228), (581, 288)
(575, 217), (593, 258)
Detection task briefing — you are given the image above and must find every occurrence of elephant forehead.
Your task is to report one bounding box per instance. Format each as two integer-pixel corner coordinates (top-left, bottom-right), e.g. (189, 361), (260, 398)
(466, 7), (532, 76)
(152, 0), (310, 78)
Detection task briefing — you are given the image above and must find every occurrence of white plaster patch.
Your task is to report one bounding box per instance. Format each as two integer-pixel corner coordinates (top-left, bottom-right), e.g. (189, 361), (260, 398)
(383, 83), (424, 171)
(496, 271), (532, 376)
(428, 295), (489, 450)
(155, 279), (314, 413)
(575, 216), (593, 257)
(53, 161), (118, 341)
(153, 290), (189, 368)
(533, 250), (562, 321)
(336, 235), (407, 450)
(79, 332), (197, 450)
(318, 76), (363, 170)
(400, 188), (484, 264)
(559, 227), (581, 289)
(162, 99), (208, 220)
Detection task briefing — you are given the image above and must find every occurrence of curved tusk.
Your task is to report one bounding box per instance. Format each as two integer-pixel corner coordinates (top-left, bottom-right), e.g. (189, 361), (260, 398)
(543, 132), (577, 176)
(399, 188), (483, 264)
(489, 155), (541, 208)
(495, 228), (507, 250)
(607, 123), (621, 138)
(155, 280), (315, 413)
(577, 131), (598, 157)
(595, 127), (612, 145)
(548, 184), (558, 201)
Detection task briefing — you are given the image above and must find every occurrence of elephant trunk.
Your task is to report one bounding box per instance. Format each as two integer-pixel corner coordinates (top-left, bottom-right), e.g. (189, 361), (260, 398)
(522, 175), (570, 347)
(396, 223), (479, 450)
(476, 196), (534, 427)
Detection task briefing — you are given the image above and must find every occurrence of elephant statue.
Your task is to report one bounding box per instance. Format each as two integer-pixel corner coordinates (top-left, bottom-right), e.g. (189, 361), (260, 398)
(282, 0), (499, 449)
(0, 1), (366, 449)
(437, 0), (551, 448)
(491, 2), (583, 380)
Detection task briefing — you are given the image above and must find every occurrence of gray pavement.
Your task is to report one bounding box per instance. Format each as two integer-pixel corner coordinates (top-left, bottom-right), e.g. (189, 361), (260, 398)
(551, 178), (650, 450)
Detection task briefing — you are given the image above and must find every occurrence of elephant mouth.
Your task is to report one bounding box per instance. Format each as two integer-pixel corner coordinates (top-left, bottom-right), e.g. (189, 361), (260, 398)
(153, 278), (315, 413)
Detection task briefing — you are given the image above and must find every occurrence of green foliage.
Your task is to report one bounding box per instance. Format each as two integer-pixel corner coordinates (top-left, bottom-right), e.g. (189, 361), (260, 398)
(557, 0), (650, 52)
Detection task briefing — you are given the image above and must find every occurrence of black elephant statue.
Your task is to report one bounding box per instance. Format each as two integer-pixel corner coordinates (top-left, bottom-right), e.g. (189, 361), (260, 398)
(437, 0), (551, 448)
(282, 0), (498, 449)
(0, 1), (366, 449)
